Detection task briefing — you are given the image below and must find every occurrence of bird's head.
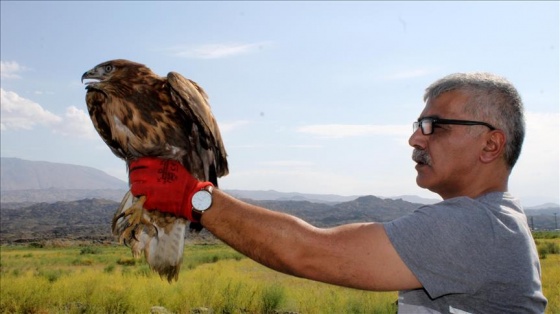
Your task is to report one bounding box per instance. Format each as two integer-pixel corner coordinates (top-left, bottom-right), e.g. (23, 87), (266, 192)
(81, 59), (149, 87)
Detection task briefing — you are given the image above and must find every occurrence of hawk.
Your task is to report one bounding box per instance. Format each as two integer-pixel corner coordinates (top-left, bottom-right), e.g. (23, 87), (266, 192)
(81, 59), (228, 281)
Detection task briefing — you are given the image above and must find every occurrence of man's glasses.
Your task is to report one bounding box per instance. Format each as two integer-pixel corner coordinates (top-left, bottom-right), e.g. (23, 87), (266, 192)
(413, 117), (496, 135)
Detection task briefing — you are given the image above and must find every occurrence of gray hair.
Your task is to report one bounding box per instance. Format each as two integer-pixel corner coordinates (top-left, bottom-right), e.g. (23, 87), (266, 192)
(424, 72), (525, 169)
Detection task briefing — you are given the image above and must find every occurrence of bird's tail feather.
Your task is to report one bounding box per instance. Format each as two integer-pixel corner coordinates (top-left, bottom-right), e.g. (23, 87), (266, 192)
(112, 191), (187, 282)
(146, 219), (187, 282)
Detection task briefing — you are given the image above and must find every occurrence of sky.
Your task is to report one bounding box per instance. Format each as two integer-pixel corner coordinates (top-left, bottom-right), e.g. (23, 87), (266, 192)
(1, 1), (558, 206)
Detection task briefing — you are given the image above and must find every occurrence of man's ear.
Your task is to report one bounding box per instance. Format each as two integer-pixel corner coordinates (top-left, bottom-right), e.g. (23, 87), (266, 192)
(480, 130), (506, 164)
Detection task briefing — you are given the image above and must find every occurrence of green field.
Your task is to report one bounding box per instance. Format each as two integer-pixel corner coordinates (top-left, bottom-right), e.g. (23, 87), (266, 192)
(1, 235), (558, 314)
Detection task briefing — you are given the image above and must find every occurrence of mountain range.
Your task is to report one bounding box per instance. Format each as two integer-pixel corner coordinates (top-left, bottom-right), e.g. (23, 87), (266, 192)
(2, 157), (557, 208)
(1, 157), (127, 190)
(0, 157), (442, 205)
(0, 157), (558, 243)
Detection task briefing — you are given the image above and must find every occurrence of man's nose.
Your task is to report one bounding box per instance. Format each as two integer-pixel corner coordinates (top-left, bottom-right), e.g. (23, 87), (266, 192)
(408, 127), (426, 149)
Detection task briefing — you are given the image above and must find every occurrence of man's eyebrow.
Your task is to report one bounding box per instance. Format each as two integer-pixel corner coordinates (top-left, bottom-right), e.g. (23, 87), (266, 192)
(417, 115), (440, 121)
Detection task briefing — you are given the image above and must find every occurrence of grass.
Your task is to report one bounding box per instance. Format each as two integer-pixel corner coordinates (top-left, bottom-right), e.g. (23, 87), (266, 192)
(537, 235), (560, 314)
(541, 254), (560, 314)
(0, 234), (558, 313)
(0, 244), (397, 313)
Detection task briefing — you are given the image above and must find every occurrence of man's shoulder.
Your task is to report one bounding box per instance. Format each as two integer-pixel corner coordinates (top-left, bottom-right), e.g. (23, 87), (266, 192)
(420, 191), (521, 213)
(416, 196), (482, 216)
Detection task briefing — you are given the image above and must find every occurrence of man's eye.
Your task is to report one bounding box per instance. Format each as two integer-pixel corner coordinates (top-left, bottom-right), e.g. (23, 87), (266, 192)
(432, 124), (445, 132)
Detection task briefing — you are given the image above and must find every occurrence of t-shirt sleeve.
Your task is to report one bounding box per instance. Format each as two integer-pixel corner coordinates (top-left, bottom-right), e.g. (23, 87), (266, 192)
(383, 198), (495, 298)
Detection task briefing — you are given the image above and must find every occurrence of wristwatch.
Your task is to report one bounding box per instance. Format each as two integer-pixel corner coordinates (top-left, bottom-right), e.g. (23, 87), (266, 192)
(192, 186), (214, 214)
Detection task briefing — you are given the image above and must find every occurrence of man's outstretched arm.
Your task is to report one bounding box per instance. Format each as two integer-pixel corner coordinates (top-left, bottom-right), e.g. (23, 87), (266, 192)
(129, 157), (421, 291)
(202, 189), (421, 291)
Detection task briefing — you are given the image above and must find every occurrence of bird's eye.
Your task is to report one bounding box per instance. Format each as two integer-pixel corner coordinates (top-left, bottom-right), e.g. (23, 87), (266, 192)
(104, 65), (113, 72)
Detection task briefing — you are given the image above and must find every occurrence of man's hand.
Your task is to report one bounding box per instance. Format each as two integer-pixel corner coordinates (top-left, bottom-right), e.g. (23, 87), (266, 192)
(128, 157), (213, 222)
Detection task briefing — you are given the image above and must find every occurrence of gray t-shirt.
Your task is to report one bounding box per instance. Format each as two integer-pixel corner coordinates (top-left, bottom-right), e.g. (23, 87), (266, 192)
(384, 192), (547, 313)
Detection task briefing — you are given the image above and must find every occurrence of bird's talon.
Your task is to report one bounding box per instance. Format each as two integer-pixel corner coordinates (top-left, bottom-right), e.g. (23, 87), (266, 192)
(112, 195), (148, 244)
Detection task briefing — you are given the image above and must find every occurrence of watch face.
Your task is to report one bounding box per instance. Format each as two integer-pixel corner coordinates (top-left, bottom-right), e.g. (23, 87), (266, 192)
(192, 190), (212, 212)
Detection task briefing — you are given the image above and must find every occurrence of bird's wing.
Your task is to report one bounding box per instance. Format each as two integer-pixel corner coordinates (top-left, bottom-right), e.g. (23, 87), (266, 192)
(167, 72), (229, 182)
(85, 86), (129, 159)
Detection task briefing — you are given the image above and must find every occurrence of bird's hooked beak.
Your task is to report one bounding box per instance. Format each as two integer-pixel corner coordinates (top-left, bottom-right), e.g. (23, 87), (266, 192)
(81, 66), (105, 86)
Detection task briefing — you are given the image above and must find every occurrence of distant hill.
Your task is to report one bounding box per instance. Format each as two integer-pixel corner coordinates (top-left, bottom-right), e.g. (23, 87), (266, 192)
(228, 190), (441, 205)
(0, 198), (117, 243)
(389, 194), (441, 205)
(0, 195), (422, 244)
(1, 194), (558, 244)
(0, 188), (129, 203)
(1, 157), (128, 203)
(0, 157), (555, 209)
(527, 203), (560, 210)
(525, 206), (560, 230)
(1, 157), (127, 190)
(0, 158), (442, 205)
(227, 189), (361, 204)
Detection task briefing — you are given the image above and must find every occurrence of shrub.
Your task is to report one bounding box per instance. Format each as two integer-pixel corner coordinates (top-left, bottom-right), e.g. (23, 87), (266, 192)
(72, 258), (93, 266)
(261, 283), (285, 313)
(36, 269), (67, 283)
(135, 265), (153, 278)
(537, 241), (560, 259)
(116, 257), (137, 266)
(80, 246), (102, 255)
(546, 242), (560, 254)
(104, 264), (116, 273)
(533, 231), (560, 239)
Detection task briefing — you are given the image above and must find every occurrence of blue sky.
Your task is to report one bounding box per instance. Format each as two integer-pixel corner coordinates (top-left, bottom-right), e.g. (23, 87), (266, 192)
(1, 1), (558, 206)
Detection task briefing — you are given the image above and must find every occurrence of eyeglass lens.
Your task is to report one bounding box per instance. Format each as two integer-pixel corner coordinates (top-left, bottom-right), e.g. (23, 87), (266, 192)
(413, 119), (433, 135)
(421, 119), (432, 134)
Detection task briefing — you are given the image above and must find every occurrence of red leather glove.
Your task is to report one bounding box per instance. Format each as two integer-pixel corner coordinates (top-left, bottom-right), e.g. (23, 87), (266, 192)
(129, 157), (213, 222)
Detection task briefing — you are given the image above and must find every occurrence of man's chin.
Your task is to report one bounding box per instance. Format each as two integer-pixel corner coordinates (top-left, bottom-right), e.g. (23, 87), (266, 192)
(415, 173), (432, 190)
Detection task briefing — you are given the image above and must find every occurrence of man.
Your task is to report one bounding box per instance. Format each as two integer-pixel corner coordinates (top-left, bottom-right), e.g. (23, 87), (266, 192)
(129, 72), (547, 313)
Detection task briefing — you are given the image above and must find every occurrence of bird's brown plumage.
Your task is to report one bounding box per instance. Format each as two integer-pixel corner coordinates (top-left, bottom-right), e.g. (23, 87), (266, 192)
(82, 59), (228, 281)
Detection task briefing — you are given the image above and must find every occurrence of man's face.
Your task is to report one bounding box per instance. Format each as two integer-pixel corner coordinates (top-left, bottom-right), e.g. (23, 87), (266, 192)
(408, 90), (487, 199)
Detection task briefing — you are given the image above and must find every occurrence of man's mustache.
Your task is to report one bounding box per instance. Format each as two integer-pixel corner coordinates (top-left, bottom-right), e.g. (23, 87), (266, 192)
(412, 149), (432, 166)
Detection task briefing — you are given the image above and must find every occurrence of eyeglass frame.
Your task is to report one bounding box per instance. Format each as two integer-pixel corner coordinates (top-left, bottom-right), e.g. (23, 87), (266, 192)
(413, 116), (497, 135)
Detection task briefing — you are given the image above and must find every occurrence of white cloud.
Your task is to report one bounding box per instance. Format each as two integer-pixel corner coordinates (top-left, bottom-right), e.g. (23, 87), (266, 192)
(33, 90), (55, 95)
(0, 88), (61, 130)
(0, 61), (28, 79)
(51, 106), (97, 139)
(171, 42), (271, 59)
(0, 88), (97, 139)
(296, 124), (410, 139)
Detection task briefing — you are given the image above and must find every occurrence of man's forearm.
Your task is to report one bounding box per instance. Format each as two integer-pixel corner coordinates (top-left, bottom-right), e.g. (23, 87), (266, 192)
(201, 189), (315, 277)
(199, 189), (422, 291)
